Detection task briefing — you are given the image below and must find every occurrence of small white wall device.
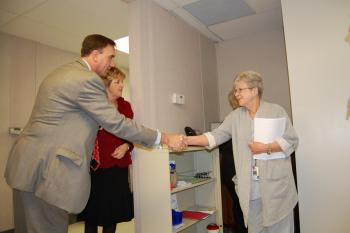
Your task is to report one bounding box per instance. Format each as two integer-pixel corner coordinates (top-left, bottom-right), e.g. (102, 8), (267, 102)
(171, 93), (185, 105)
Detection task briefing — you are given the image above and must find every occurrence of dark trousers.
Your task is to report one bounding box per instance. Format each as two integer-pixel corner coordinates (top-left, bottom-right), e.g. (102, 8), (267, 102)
(219, 140), (247, 233)
(223, 180), (247, 233)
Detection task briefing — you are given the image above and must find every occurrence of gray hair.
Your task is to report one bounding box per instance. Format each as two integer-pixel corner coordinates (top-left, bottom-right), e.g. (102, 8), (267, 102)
(233, 71), (264, 98)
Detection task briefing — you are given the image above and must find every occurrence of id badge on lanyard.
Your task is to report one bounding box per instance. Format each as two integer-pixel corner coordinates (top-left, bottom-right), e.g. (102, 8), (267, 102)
(251, 120), (260, 181)
(252, 159), (259, 181)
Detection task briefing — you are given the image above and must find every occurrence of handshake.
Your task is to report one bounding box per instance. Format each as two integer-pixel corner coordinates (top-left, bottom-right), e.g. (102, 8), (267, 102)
(161, 133), (189, 151)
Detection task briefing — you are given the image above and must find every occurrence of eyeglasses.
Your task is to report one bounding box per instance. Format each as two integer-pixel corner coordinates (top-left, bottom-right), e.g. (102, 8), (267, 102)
(233, 87), (253, 94)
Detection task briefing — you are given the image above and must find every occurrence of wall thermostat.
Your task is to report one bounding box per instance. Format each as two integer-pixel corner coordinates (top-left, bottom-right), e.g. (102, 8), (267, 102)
(9, 127), (23, 135)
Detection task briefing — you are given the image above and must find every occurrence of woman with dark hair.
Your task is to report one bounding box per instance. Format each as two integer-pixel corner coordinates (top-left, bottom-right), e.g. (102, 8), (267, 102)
(220, 90), (247, 233)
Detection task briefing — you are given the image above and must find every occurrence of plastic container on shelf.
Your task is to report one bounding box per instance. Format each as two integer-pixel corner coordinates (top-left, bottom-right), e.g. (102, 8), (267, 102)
(169, 160), (177, 188)
(207, 223), (220, 233)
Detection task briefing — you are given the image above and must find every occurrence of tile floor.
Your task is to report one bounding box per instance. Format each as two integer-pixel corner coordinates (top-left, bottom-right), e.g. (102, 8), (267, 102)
(68, 221), (236, 233)
(68, 220), (134, 233)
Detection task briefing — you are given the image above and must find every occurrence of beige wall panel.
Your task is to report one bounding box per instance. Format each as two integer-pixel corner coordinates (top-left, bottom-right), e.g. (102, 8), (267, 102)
(200, 35), (220, 131)
(129, 0), (213, 134)
(0, 33), (15, 231)
(0, 33), (82, 231)
(151, 2), (204, 133)
(216, 29), (291, 120)
(6, 35), (36, 127)
(35, 43), (77, 91)
(0, 33), (35, 230)
(282, 0), (350, 232)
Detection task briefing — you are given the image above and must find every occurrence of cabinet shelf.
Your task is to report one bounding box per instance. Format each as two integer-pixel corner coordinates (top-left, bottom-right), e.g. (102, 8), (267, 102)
(133, 147), (223, 233)
(171, 178), (215, 194)
(174, 207), (217, 233)
(173, 217), (197, 233)
(174, 213), (218, 233)
(169, 146), (207, 153)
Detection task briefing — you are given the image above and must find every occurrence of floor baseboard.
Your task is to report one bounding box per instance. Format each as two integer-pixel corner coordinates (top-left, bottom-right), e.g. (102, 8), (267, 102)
(0, 229), (14, 233)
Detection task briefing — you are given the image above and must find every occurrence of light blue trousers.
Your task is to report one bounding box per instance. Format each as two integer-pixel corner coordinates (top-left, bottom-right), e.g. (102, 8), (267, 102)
(248, 198), (294, 233)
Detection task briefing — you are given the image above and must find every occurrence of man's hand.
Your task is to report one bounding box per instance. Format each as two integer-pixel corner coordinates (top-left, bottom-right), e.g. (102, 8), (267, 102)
(161, 133), (187, 151)
(111, 143), (130, 159)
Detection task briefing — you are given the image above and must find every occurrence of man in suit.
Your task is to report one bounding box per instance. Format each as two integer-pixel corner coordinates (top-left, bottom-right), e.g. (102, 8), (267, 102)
(5, 34), (186, 233)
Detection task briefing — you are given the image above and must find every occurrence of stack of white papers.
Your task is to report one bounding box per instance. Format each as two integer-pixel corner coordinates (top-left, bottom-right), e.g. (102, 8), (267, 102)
(253, 118), (286, 160)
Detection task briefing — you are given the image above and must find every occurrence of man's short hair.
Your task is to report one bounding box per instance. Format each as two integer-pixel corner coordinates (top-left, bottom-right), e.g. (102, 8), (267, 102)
(81, 34), (116, 57)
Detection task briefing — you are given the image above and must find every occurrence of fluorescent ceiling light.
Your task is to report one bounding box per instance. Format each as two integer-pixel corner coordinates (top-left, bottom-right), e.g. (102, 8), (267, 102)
(114, 36), (129, 54)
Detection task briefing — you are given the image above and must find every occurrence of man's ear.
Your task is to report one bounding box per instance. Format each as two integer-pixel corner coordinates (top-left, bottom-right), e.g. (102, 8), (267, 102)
(91, 50), (99, 63)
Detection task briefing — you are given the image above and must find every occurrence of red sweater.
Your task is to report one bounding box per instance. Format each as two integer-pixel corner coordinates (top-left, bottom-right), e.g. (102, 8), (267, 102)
(93, 97), (134, 169)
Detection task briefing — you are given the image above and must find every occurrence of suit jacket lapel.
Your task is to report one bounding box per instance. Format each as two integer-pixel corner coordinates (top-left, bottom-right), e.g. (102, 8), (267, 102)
(76, 58), (91, 71)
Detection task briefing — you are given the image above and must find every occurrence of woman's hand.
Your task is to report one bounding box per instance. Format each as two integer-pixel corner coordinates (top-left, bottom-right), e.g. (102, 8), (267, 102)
(111, 143), (130, 159)
(248, 141), (269, 155)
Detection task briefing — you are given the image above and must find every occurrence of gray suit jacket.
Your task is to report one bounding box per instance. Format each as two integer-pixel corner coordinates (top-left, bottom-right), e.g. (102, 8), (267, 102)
(5, 59), (157, 213)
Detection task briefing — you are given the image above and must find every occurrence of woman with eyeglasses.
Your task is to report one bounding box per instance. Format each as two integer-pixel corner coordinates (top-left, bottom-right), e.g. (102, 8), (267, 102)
(185, 71), (299, 233)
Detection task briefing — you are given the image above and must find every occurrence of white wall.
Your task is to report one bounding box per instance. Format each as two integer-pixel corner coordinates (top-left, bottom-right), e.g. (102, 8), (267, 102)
(216, 29), (291, 120)
(128, 0), (219, 134)
(282, 1), (350, 232)
(0, 33), (78, 231)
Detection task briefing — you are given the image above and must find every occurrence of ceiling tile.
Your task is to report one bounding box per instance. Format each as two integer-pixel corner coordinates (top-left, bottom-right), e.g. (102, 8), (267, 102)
(152, 0), (178, 10)
(0, 0), (47, 15)
(0, 0), (130, 68)
(173, 0), (200, 7)
(245, 0), (281, 13)
(0, 15), (82, 53)
(209, 8), (282, 40)
(21, 0), (128, 39)
(183, 0), (255, 26)
(173, 7), (222, 41)
(0, 9), (17, 26)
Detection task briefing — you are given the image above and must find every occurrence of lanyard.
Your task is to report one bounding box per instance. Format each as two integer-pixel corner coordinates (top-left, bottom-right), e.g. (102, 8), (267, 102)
(252, 159), (259, 181)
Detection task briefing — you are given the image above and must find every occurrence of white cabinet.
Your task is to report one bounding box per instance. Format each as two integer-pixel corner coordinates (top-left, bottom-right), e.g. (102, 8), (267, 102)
(132, 146), (223, 233)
